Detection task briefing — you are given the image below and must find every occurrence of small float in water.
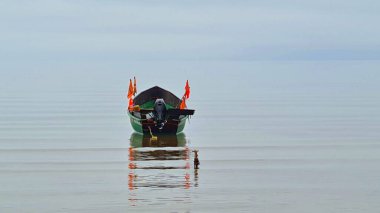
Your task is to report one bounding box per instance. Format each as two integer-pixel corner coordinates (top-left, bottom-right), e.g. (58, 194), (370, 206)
(126, 78), (195, 135)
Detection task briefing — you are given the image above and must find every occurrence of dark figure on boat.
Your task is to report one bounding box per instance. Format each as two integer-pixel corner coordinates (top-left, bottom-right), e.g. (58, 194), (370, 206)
(153, 99), (167, 130)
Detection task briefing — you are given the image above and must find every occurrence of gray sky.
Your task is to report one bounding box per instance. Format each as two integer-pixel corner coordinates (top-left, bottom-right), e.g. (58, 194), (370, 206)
(1, 0), (379, 62)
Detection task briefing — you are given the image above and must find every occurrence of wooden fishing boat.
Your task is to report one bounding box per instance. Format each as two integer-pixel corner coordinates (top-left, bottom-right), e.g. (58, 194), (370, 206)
(127, 86), (195, 134)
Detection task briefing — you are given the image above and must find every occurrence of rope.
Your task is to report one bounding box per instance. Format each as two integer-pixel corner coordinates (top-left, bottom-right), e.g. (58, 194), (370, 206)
(147, 126), (158, 141)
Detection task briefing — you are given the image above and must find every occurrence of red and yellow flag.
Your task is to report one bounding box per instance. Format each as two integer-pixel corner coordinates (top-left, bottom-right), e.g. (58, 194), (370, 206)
(180, 97), (187, 109)
(128, 98), (134, 110)
(127, 79), (134, 99)
(184, 80), (190, 99)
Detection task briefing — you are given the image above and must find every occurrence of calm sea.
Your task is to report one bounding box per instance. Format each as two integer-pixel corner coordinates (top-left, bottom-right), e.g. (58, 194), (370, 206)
(0, 61), (380, 212)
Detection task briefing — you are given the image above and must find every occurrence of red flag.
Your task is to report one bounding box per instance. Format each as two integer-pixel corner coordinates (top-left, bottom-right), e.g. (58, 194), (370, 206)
(184, 80), (190, 99)
(133, 77), (137, 95)
(127, 79), (134, 99)
(180, 97), (187, 109)
(128, 98), (134, 110)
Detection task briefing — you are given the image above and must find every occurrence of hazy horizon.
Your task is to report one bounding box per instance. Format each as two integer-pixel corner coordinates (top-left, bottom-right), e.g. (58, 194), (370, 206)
(1, 0), (379, 64)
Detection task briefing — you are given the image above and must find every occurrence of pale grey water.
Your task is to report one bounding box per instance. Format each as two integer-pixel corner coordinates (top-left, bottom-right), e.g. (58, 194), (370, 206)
(1, 61), (380, 212)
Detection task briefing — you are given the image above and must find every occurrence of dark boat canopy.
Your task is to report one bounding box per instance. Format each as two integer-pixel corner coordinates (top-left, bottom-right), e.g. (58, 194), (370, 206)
(134, 86), (181, 107)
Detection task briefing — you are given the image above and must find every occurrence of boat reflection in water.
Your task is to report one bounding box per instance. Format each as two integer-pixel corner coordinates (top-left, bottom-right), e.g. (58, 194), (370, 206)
(128, 133), (198, 191)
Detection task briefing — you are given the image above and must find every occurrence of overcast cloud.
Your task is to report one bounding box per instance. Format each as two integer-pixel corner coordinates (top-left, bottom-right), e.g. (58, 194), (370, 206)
(0, 0), (379, 61)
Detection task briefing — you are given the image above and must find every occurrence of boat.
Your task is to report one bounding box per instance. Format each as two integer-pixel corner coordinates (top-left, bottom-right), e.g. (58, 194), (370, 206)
(127, 85), (195, 135)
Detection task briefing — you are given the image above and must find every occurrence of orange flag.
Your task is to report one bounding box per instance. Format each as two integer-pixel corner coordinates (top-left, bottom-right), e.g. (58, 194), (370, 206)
(133, 77), (137, 95)
(127, 79), (134, 99)
(180, 97), (187, 109)
(184, 80), (190, 99)
(128, 98), (134, 110)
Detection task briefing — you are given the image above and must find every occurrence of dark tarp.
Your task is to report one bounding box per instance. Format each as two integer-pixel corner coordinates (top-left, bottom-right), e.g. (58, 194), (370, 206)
(134, 86), (181, 107)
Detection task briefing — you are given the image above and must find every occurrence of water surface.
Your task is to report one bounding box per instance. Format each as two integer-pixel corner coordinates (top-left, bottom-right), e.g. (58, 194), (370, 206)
(0, 61), (380, 212)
